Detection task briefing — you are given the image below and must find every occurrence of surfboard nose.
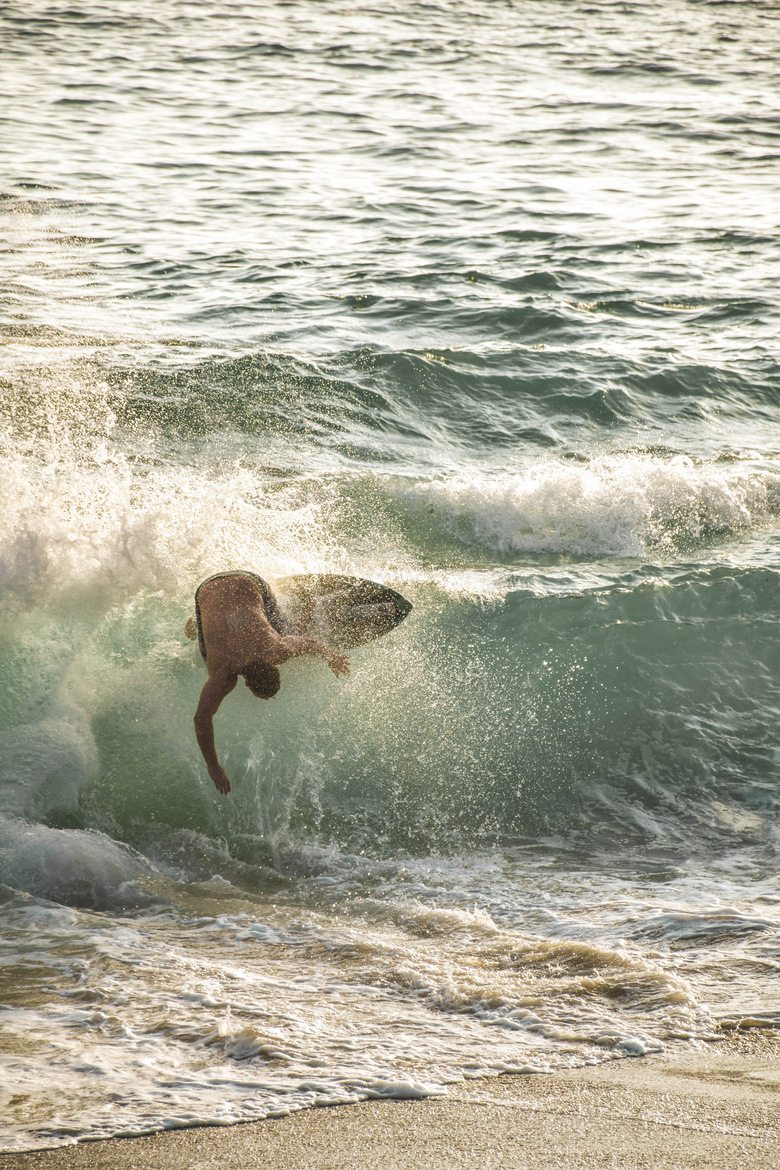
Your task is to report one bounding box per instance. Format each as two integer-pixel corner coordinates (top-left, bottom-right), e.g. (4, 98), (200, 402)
(276, 575), (413, 649)
(389, 590), (413, 621)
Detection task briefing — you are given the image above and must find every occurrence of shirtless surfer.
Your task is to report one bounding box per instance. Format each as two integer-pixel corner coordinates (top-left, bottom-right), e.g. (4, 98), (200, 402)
(186, 571), (349, 795)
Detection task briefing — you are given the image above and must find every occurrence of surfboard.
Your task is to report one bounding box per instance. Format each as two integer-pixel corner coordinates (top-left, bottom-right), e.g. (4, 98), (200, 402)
(273, 574), (412, 650)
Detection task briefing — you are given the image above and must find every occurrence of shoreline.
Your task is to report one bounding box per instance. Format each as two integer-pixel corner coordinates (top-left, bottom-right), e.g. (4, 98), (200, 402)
(4, 1031), (779, 1170)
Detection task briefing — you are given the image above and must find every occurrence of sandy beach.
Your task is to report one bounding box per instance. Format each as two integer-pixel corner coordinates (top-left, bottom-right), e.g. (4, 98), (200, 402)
(4, 1031), (779, 1170)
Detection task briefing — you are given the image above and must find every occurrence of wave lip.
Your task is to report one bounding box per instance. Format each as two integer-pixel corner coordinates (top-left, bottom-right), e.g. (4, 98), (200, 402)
(0, 820), (155, 909)
(396, 455), (780, 559)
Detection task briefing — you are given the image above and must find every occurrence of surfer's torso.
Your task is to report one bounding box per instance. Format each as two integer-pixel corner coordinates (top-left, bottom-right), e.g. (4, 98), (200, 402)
(195, 572), (286, 674)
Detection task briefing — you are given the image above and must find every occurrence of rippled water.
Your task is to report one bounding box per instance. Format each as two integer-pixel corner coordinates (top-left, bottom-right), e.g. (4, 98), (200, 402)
(1, 0), (780, 1152)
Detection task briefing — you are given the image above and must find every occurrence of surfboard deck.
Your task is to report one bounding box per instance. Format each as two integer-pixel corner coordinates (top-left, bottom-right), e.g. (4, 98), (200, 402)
(273, 574), (412, 650)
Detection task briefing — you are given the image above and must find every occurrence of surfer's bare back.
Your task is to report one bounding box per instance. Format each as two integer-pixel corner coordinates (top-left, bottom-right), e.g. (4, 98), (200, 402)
(187, 572), (349, 795)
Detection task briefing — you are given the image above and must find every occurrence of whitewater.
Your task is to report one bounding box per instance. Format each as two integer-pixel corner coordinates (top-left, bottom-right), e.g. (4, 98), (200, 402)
(1, 0), (779, 1151)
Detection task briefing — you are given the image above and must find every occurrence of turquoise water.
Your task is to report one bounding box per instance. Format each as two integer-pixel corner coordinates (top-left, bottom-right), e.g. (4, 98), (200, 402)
(1, 0), (779, 1150)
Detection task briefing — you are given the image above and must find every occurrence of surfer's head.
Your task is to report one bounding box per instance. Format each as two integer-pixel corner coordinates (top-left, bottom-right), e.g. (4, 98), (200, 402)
(242, 661), (281, 700)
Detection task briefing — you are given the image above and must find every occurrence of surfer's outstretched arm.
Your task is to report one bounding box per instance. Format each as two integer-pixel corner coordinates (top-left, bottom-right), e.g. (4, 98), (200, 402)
(248, 602), (350, 676)
(266, 634), (350, 677)
(194, 672), (238, 795)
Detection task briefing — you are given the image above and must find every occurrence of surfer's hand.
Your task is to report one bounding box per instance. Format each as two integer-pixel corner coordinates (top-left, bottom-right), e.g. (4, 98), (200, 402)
(209, 765), (231, 795)
(327, 652), (350, 677)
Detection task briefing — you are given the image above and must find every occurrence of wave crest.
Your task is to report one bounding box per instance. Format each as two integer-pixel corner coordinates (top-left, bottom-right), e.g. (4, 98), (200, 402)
(397, 455), (780, 558)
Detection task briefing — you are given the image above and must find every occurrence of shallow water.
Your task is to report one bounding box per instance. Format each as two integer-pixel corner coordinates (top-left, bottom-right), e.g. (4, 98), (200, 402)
(1, 0), (779, 1151)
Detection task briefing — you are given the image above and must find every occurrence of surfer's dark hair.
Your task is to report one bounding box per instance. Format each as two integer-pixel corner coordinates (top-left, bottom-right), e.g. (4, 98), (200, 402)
(242, 662), (281, 700)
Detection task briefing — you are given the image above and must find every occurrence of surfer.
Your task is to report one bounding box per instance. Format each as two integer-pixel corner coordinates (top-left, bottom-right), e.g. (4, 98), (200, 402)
(186, 572), (350, 795)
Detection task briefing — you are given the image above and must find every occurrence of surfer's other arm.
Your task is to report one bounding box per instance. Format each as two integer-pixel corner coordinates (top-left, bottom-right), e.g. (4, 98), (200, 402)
(194, 672), (238, 795)
(267, 634), (351, 677)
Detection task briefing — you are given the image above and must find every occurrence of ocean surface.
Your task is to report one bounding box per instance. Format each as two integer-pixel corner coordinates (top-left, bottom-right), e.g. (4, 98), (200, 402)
(1, 0), (780, 1151)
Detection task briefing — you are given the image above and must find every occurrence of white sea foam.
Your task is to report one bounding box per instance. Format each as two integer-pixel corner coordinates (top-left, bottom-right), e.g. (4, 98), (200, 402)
(0, 356), (363, 602)
(0, 875), (705, 1151)
(397, 456), (780, 558)
(0, 448), (342, 603)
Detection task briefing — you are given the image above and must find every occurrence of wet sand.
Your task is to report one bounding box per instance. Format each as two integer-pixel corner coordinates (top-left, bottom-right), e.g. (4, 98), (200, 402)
(4, 1031), (779, 1170)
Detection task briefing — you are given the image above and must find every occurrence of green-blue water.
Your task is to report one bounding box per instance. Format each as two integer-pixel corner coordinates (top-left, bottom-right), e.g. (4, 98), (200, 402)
(1, 0), (779, 1150)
